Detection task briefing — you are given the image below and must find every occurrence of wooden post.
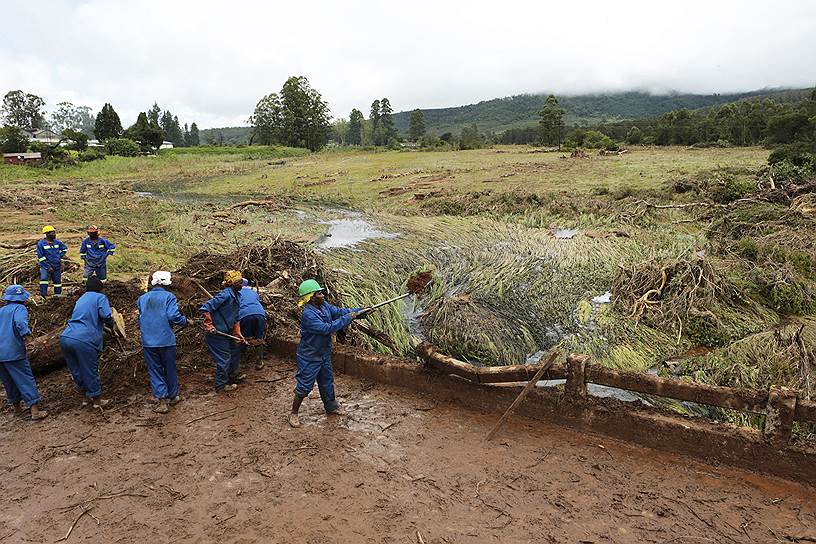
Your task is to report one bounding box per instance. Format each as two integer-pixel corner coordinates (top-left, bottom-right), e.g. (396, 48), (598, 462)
(764, 386), (797, 447)
(565, 354), (590, 400)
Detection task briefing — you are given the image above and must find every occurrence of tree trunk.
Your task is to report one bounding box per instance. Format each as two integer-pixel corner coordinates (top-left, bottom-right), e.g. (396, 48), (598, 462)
(28, 329), (65, 373)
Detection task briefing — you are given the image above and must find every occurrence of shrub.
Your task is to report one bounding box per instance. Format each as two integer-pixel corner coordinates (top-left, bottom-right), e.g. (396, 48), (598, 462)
(105, 138), (141, 157)
(0, 125), (30, 153)
(768, 159), (815, 183)
(768, 142), (816, 167)
(625, 126), (642, 145)
(78, 148), (106, 162)
(582, 130), (615, 149)
(704, 172), (754, 204)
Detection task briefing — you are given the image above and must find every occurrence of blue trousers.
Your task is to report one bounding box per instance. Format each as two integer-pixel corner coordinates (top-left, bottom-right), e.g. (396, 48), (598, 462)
(60, 336), (102, 398)
(39, 266), (62, 296)
(84, 263), (108, 281)
(0, 359), (41, 407)
(205, 334), (242, 391)
(294, 354), (338, 411)
(143, 346), (179, 399)
(240, 315), (265, 340)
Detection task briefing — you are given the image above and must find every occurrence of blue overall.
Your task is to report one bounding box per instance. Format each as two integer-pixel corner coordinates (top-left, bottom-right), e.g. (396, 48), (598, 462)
(36, 238), (68, 296)
(138, 287), (187, 399)
(295, 302), (359, 411)
(238, 287), (266, 340)
(80, 236), (116, 281)
(200, 287), (242, 391)
(60, 292), (112, 399)
(0, 303), (41, 407)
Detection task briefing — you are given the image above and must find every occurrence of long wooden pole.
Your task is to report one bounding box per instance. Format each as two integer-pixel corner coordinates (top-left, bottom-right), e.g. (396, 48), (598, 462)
(486, 350), (559, 442)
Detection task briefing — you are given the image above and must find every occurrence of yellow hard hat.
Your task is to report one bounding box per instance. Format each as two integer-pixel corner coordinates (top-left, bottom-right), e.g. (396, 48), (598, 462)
(223, 270), (243, 285)
(42, 225), (56, 234)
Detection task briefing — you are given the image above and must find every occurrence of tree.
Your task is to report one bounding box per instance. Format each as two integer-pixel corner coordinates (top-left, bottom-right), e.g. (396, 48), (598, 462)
(331, 118), (349, 145)
(1, 90), (46, 130)
(370, 100), (382, 145)
(62, 128), (88, 151)
(159, 111), (183, 146)
(105, 138), (141, 157)
(379, 98), (397, 144)
(50, 102), (92, 134)
(147, 102), (161, 126)
(409, 109), (426, 141)
(94, 103), (123, 141)
(348, 109), (364, 145)
(459, 124), (484, 150)
(188, 122), (200, 146)
(125, 112), (164, 151)
(538, 95), (565, 147)
(0, 125), (30, 153)
(250, 76), (331, 151)
(625, 126), (642, 145)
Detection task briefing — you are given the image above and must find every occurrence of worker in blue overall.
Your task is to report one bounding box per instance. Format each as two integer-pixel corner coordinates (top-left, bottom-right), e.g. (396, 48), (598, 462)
(79, 225), (116, 282)
(0, 285), (48, 420)
(137, 271), (188, 414)
(289, 279), (372, 428)
(239, 278), (267, 370)
(200, 270), (248, 393)
(59, 277), (114, 408)
(36, 225), (68, 297)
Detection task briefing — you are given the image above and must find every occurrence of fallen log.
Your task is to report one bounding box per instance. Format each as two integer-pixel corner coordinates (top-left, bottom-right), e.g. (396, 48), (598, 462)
(28, 329), (64, 373)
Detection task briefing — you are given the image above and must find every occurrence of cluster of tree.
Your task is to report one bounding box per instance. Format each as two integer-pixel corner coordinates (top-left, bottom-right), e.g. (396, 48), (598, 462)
(94, 102), (199, 150)
(250, 76), (331, 151)
(332, 98), (403, 147)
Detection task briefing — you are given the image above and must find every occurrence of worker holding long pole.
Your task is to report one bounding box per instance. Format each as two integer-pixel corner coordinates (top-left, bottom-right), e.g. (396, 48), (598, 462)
(289, 279), (371, 428)
(200, 270), (248, 393)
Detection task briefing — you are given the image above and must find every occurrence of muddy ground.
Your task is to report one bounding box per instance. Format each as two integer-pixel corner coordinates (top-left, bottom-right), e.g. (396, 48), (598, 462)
(1, 355), (814, 544)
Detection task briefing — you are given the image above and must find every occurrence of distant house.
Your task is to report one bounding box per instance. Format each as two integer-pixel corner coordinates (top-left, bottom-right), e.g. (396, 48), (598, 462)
(87, 139), (105, 148)
(159, 141), (174, 150)
(23, 129), (64, 145)
(3, 152), (43, 165)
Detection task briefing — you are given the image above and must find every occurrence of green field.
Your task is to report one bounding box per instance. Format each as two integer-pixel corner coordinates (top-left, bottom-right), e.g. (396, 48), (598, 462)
(3, 144), (815, 432)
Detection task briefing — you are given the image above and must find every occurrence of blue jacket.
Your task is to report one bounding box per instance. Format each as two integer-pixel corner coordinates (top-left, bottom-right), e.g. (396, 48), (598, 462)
(200, 287), (241, 334)
(238, 287), (265, 320)
(0, 303), (32, 362)
(137, 287), (187, 347)
(80, 236), (116, 267)
(36, 238), (68, 269)
(61, 292), (113, 352)
(297, 302), (359, 361)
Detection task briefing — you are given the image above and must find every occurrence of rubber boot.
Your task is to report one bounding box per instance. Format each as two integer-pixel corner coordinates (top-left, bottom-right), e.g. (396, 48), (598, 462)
(30, 404), (48, 420)
(327, 405), (347, 416)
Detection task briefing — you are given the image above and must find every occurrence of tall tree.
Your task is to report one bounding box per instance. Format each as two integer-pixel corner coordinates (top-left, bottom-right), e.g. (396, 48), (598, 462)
(250, 76), (331, 151)
(538, 95), (565, 147)
(332, 118), (349, 145)
(379, 98), (397, 144)
(189, 122), (200, 146)
(1, 90), (46, 130)
(147, 102), (161, 126)
(125, 112), (164, 151)
(94, 103), (123, 141)
(409, 109), (426, 141)
(183, 123), (190, 146)
(369, 100), (381, 145)
(348, 108), (364, 145)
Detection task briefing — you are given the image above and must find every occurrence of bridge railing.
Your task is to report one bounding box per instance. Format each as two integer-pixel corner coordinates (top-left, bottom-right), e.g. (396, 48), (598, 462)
(416, 343), (816, 447)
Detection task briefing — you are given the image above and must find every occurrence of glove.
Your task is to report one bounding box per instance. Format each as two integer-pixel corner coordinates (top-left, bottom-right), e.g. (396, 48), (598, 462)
(352, 307), (374, 320)
(202, 312), (216, 333)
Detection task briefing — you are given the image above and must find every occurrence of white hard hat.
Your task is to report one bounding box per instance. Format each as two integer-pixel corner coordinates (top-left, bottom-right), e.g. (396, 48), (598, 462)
(151, 271), (172, 286)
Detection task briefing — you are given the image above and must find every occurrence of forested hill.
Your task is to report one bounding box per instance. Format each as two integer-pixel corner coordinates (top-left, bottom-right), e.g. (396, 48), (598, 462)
(392, 88), (811, 135)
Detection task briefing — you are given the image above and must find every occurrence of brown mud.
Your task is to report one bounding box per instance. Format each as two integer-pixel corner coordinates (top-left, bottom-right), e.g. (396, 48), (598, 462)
(1, 355), (814, 543)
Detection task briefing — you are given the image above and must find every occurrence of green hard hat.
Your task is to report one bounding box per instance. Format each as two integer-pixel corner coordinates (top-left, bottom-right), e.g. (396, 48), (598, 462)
(298, 279), (323, 297)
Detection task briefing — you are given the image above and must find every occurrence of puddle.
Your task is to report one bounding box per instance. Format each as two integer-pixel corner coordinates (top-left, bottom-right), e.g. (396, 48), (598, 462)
(592, 291), (612, 305)
(316, 219), (398, 250)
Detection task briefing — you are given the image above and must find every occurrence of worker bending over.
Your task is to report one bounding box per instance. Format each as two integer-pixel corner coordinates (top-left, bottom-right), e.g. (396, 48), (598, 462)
(36, 225), (68, 297)
(80, 225), (116, 282)
(0, 285), (48, 420)
(289, 279), (371, 428)
(137, 271), (187, 414)
(200, 270), (248, 393)
(239, 278), (267, 370)
(59, 277), (114, 408)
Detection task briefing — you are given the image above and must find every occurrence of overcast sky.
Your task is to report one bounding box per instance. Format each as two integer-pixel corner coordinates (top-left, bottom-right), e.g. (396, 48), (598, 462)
(1, 0), (814, 129)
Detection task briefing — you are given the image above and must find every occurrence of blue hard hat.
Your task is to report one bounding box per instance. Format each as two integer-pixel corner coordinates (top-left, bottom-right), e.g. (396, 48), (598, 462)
(3, 284), (30, 302)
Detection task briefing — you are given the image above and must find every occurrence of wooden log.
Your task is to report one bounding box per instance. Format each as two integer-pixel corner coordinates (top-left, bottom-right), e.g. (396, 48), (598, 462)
(794, 399), (816, 423)
(585, 365), (769, 414)
(28, 329), (65, 372)
(485, 350), (559, 441)
(415, 342), (479, 383)
(477, 362), (567, 383)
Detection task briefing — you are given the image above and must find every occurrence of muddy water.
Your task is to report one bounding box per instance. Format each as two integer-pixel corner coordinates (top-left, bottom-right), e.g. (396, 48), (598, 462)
(315, 218), (398, 250)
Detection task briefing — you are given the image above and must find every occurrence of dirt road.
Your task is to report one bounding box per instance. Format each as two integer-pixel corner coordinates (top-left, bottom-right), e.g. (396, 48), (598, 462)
(1, 356), (813, 544)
